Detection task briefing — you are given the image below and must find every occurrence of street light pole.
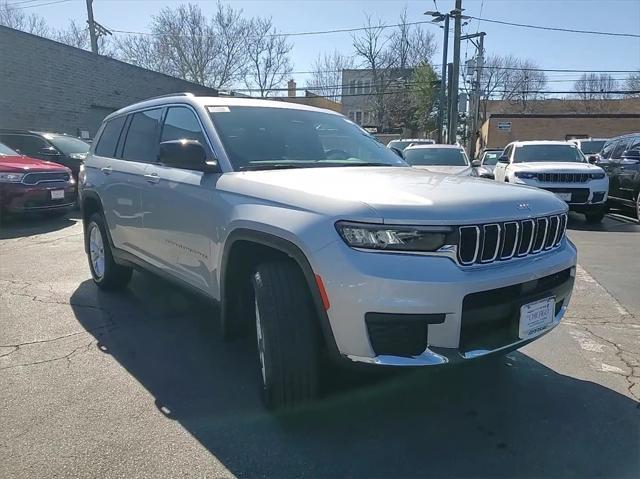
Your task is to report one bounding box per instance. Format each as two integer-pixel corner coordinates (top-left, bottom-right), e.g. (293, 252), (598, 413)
(437, 14), (450, 144)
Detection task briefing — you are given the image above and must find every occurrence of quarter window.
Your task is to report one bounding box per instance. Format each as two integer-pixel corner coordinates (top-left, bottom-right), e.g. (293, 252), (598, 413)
(95, 116), (126, 157)
(121, 108), (163, 162)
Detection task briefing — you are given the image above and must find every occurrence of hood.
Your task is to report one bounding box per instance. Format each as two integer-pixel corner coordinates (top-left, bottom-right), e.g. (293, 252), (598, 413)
(221, 166), (568, 225)
(412, 165), (472, 176)
(0, 154), (68, 173)
(512, 162), (601, 173)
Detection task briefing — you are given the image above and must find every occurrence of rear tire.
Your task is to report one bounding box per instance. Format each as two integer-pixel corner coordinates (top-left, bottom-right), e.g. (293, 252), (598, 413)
(86, 213), (132, 290)
(252, 260), (321, 409)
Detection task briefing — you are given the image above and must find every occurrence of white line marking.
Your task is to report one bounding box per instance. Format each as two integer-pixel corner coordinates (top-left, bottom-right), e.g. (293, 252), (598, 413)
(575, 265), (630, 315)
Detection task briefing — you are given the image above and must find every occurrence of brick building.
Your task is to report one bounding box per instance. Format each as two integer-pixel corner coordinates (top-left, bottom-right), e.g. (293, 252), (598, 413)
(0, 26), (217, 138)
(477, 98), (640, 151)
(277, 80), (342, 112)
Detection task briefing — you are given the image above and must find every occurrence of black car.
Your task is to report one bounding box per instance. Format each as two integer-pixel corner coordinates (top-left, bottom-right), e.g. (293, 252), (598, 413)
(597, 132), (640, 218)
(0, 129), (90, 181)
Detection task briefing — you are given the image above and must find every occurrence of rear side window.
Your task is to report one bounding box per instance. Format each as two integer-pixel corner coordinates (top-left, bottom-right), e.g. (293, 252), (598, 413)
(121, 108), (163, 162)
(95, 116), (126, 157)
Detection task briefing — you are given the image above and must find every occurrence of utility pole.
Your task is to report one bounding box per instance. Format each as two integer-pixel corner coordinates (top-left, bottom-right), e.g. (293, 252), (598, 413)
(85, 0), (98, 54)
(462, 31), (486, 159)
(449, 0), (463, 144)
(446, 62), (453, 143)
(436, 14), (449, 144)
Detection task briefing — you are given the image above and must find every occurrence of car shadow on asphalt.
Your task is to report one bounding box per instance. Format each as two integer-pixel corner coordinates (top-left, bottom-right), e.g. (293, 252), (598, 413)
(567, 211), (639, 233)
(70, 273), (639, 479)
(0, 210), (80, 239)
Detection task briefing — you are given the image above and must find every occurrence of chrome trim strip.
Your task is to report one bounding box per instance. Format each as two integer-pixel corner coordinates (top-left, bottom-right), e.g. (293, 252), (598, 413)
(518, 219), (535, 256)
(548, 215), (560, 249)
(480, 223), (501, 263)
(532, 217), (548, 253)
(500, 221), (519, 260)
(458, 225), (481, 265)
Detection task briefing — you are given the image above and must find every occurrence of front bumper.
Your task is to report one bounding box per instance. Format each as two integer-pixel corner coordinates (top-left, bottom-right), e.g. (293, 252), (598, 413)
(311, 237), (577, 366)
(0, 181), (77, 213)
(512, 177), (608, 206)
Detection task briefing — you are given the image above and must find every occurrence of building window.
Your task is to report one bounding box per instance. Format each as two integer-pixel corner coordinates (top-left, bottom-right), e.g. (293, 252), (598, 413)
(348, 111), (356, 122)
(355, 111), (363, 124)
(349, 80), (356, 95)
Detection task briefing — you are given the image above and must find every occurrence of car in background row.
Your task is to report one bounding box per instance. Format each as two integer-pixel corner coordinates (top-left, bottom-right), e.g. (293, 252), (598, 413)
(0, 129), (90, 181)
(387, 138), (435, 157)
(494, 141), (608, 223)
(0, 142), (76, 217)
(403, 144), (473, 176)
(568, 138), (607, 161)
(471, 148), (503, 179)
(597, 132), (640, 218)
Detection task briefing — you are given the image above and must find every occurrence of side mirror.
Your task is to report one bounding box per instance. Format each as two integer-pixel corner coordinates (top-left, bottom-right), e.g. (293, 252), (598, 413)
(587, 154), (599, 164)
(39, 147), (62, 158)
(498, 155), (509, 163)
(471, 159), (481, 167)
(479, 171), (495, 180)
(158, 139), (219, 172)
(621, 149), (640, 162)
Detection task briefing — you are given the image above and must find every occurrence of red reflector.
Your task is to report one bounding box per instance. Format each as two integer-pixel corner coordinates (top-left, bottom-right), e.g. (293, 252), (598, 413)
(315, 274), (330, 310)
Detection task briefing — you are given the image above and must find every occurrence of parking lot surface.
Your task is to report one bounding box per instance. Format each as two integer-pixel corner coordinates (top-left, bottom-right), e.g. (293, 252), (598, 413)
(1, 211), (639, 478)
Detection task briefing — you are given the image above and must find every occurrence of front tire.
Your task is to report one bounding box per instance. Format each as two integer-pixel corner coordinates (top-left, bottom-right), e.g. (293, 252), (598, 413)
(86, 213), (132, 290)
(252, 260), (321, 409)
(585, 209), (605, 224)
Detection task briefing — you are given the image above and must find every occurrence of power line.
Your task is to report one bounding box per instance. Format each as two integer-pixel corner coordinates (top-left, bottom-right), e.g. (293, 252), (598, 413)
(467, 15), (640, 38)
(7, 0), (71, 9)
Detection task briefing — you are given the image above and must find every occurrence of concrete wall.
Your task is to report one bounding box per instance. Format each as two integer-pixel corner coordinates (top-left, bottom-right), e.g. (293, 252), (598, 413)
(0, 26), (217, 137)
(480, 115), (640, 149)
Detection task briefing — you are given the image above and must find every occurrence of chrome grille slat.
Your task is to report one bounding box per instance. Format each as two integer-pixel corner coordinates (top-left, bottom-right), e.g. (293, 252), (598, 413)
(458, 214), (566, 266)
(536, 172), (589, 183)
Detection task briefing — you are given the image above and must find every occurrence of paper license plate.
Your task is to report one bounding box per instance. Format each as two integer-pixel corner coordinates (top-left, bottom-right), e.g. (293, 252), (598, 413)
(50, 190), (65, 200)
(555, 192), (571, 201)
(519, 297), (555, 339)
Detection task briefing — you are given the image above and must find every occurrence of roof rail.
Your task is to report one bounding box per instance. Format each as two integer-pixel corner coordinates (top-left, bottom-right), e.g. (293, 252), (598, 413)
(144, 92), (196, 101)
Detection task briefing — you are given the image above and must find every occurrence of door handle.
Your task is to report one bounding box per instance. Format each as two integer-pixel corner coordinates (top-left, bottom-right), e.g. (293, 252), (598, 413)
(100, 166), (113, 175)
(144, 173), (160, 184)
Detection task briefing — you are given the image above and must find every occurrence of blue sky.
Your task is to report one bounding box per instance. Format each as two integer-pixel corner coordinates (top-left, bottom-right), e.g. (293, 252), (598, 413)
(30, 0), (640, 87)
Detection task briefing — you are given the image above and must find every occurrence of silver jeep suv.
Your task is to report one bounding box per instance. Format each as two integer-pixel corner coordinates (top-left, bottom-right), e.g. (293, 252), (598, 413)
(80, 93), (577, 408)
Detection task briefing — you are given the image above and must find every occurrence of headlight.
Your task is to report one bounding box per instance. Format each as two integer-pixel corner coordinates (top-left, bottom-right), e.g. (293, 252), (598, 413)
(514, 171), (537, 179)
(335, 221), (454, 252)
(0, 172), (25, 183)
(590, 171), (605, 179)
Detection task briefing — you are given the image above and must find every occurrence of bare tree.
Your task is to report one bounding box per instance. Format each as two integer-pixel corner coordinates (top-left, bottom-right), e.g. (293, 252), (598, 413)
(54, 20), (113, 54)
(574, 73), (619, 100)
(244, 17), (293, 97)
(115, 2), (251, 89)
(306, 50), (354, 101)
(626, 72), (640, 98)
(0, 1), (50, 37)
(388, 8), (437, 69)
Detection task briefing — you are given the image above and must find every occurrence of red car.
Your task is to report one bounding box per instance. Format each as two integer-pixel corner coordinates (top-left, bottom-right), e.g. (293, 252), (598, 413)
(0, 142), (77, 216)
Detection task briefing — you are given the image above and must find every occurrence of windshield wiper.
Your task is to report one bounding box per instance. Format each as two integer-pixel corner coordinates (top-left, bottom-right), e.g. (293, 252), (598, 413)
(237, 162), (318, 171)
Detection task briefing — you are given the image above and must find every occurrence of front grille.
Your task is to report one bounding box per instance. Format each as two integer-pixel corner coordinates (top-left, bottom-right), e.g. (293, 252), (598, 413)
(459, 268), (574, 352)
(22, 172), (70, 185)
(536, 172), (589, 183)
(365, 313), (445, 357)
(457, 214), (567, 266)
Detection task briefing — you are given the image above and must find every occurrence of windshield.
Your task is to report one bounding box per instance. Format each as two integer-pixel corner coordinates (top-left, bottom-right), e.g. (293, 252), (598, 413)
(577, 140), (606, 155)
(209, 106), (406, 170)
(514, 144), (585, 163)
(403, 147), (469, 166)
(0, 142), (18, 156)
(45, 135), (90, 155)
(481, 151), (502, 165)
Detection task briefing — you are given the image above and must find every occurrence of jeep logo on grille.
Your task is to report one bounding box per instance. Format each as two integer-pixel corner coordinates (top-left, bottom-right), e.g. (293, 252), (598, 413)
(516, 202), (531, 210)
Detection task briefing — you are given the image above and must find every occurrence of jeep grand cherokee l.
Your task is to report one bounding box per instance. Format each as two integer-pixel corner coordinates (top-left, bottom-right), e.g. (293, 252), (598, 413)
(80, 94), (577, 409)
(494, 141), (609, 223)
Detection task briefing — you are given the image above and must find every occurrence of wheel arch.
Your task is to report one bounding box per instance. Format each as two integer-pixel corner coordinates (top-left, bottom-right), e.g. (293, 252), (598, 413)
(220, 228), (340, 361)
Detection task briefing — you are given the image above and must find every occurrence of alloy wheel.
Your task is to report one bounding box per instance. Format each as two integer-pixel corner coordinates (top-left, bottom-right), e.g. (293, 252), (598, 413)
(88, 223), (105, 280)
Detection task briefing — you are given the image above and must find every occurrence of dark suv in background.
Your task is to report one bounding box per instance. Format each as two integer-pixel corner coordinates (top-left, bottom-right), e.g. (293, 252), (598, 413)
(597, 133), (640, 218)
(0, 129), (90, 181)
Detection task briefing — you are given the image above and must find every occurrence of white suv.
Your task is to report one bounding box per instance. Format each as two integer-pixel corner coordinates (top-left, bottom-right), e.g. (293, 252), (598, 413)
(80, 95), (577, 409)
(494, 141), (609, 223)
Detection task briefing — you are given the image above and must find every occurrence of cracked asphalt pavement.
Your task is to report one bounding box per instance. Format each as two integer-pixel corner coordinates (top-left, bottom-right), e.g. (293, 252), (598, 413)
(0, 211), (638, 478)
